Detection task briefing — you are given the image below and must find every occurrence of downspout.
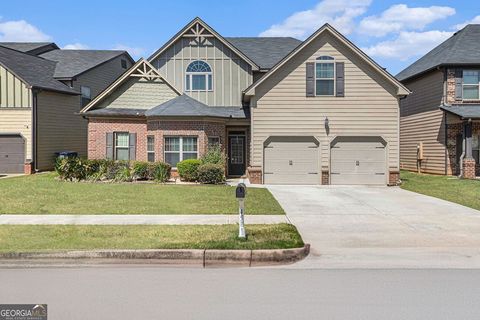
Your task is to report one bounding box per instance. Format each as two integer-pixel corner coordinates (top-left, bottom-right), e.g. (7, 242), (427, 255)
(32, 89), (39, 172)
(459, 122), (465, 178)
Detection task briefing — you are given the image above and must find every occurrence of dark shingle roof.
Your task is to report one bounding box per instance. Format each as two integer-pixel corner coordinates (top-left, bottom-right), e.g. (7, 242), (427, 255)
(225, 37), (302, 69)
(145, 94), (248, 118)
(440, 105), (480, 119)
(40, 49), (129, 78)
(0, 42), (58, 55)
(397, 24), (480, 81)
(0, 46), (77, 94)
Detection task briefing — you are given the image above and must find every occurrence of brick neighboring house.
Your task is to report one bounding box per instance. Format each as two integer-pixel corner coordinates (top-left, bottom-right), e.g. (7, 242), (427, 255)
(81, 17), (409, 185)
(0, 42), (134, 173)
(397, 24), (480, 179)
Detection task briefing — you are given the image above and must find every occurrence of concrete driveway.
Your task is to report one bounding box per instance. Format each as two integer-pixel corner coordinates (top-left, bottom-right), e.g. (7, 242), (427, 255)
(267, 185), (480, 268)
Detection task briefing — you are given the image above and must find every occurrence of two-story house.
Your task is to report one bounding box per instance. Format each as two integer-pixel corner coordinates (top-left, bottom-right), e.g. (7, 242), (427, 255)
(0, 43), (134, 173)
(81, 17), (409, 185)
(398, 24), (480, 179)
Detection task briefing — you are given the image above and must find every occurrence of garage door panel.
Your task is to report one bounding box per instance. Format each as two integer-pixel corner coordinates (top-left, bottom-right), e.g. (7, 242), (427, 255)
(0, 135), (25, 173)
(264, 137), (320, 185)
(330, 137), (386, 185)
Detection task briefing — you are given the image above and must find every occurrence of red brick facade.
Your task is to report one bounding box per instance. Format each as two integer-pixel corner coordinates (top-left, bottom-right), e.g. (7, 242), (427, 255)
(388, 170), (400, 186)
(247, 166), (262, 184)
(463, 158), (476, 179)
(88, 117), (227, 163)
(446, 122), (480, 177)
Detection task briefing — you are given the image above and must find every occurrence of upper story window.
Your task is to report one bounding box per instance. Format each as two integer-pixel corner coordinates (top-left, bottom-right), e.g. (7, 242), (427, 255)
(185, 60), (212, 92)
(315, 56), (335, 96)
(463, 70), (480, 100)
(80, 86), (91, 107)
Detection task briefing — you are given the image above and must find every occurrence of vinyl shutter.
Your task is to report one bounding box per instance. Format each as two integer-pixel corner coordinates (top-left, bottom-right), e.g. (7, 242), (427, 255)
(129, 133), (136, 160)
(335, 62), (345, 97)
(306, 62), (315, 97)
(106, 133), (114, 160)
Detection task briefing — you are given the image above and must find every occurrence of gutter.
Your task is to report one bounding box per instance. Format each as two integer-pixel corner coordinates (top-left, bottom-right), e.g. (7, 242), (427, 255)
(32, 89), (39, 172)
(459, 123), (466, 178)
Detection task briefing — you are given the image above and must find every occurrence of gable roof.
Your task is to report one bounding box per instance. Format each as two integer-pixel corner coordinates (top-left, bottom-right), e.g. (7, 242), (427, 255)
(40, 49), (134, 79)
(148, 17), (260, 71)
(225, 37), (302, 70)
(80, 58), (180, 113)
(145, 94), (248, 118)
(397, 25), (480, 82)
(0, 45), (77, 94)
(244, 23), (410, 97)
(0, 42), (59, 55)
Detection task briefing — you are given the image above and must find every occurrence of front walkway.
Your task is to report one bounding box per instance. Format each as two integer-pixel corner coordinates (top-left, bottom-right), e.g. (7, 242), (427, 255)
(0, 214), (288, 225)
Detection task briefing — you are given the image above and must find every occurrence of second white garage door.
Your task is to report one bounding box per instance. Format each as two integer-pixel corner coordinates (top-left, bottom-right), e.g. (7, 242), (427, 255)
(264, 136), (320, 185)
(330, 136), (386, 185)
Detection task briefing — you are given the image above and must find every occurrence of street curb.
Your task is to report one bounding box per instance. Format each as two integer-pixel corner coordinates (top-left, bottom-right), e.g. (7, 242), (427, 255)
(0, 244), (310, 267)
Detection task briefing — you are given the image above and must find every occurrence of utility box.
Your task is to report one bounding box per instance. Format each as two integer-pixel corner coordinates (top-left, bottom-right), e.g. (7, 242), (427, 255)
(417, 142), (424, 160)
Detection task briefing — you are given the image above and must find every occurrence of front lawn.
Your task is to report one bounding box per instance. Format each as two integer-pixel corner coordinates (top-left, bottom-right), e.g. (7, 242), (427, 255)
(0, 173), (284, 215)
(401, 170), (480, 210)
(0, 224), (303, 252)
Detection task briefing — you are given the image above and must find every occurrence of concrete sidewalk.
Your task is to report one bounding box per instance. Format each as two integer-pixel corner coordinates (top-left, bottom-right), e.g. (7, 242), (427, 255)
(0, 214), (288, 225)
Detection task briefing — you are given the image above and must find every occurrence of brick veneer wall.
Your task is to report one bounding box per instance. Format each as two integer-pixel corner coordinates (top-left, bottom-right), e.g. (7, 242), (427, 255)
(446, 68), (480, 105)
(446, 122), (480, 176)
(88, 117), (227, 163)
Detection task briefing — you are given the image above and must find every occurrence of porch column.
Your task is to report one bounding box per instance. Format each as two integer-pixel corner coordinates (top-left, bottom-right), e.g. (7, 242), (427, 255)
(462, 120), (476, 179)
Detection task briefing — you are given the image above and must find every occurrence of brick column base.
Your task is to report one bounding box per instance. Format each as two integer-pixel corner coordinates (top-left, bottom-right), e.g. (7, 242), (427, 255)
(321, 170), (329, 185)
(388, 170), (400, 186)
(462, 158), (476, 179)
(24, 161), (33, 175)
(247, 167), (262, 184)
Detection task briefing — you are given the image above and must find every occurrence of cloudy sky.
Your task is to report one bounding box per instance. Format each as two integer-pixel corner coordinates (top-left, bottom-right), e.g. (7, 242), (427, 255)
(0, 0), (478, 74)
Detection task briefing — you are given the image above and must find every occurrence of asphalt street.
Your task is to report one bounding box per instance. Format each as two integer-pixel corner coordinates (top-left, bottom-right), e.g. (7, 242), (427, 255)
(1, 267), (479, 320)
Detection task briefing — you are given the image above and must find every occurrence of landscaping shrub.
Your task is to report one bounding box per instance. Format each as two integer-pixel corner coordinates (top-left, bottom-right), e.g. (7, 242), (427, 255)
(114, 165), (133, 182)
(197, 163), (225, 184)
(132, 161), (150, 180)
(177, 159), (202, 181)
(201, 145), (226, 166)
(55, 157), (87, 181)
(151, 162), (171, 182)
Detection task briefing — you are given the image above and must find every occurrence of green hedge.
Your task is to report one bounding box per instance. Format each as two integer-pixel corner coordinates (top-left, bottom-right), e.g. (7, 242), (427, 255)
(55, 157), (171, 183)
(177, 159), (202, 181)
(197, 163), (225, 184)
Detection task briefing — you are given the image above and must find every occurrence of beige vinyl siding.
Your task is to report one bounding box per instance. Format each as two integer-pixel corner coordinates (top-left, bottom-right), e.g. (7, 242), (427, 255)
(73, 54), (133, 99)
(98, 77), (178, 110)
(36, 91), (86, 170)
(0, 108), (32, 160)
(251, 33), (400, 175)
(400, 70), (445, 174)
(151, 38), (252, 106)
(0, 65), (32, 108)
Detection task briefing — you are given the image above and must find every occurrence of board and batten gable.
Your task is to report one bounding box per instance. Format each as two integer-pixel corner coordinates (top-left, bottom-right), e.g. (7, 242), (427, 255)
(0, 64), (32, 159)
(151, 37), (252, 107)
(399, 69), (447, 174)
(250, 32), (401, 175)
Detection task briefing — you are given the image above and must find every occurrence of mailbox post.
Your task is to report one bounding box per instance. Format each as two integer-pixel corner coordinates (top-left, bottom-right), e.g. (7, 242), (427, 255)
(236, 183), (247, 239)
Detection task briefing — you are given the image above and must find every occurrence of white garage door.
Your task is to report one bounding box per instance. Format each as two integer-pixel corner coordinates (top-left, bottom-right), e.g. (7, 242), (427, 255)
(264, 136), (320, 185)
(330, 136), (386, 185)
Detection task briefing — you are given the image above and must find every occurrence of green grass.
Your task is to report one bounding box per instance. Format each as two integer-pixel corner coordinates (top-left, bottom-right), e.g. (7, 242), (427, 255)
(0, 224), (303, 252)
(401, 170), (480, 210)
(0, 173), (284, 215)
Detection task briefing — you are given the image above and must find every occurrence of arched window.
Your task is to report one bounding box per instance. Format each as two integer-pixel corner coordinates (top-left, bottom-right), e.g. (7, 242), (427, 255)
(185, 60), (212, 91)
(315, 56), (335, 96)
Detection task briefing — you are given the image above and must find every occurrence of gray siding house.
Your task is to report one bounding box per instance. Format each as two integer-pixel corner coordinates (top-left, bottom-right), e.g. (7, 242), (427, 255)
(0, 43), (133, 173)
(398, 24), (480, 179)
(81, 17), (409, 185)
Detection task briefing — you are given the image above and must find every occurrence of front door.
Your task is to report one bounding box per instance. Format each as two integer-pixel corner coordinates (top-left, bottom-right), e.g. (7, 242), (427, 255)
(228, 134), (246, 176)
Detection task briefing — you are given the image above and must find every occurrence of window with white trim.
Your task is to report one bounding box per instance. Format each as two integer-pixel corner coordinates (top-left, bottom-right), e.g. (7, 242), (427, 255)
(185, 60), (212, 91)
(147, 135), (155, 162)
(315, 56), (335, 96)
(463, 70), (480, 100)
(114, 132), (129, 161)
(164, 137), (198, 167)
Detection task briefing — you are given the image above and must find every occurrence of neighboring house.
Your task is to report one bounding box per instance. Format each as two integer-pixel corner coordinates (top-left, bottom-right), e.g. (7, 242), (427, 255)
(80, 17), (409, 185)
(397, 24), (480, 179)
(0, 43), (133, 173)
